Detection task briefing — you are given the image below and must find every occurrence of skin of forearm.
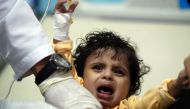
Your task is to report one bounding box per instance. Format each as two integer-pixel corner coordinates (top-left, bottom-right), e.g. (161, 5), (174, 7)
(31, 39), (66, 76)
(31, 56), (51, 76)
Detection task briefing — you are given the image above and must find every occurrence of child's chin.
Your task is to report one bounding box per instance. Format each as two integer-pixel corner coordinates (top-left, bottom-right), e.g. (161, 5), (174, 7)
(98, 99), (115, 108)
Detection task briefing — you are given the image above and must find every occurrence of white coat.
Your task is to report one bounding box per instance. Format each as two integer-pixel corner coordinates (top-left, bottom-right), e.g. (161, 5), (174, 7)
(0, 0), (54, 80)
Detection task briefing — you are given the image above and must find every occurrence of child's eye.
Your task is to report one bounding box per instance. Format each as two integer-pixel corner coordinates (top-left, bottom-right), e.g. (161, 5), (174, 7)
(113, 69), (125, 76)
(92, 64), (103, 72)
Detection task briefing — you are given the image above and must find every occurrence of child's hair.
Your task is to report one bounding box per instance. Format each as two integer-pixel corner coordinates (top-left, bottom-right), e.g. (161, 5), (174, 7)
(73, 30), (150, 96)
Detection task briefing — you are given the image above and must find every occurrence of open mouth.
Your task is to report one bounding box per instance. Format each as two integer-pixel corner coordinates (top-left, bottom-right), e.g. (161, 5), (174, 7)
(97, 85), (114, 95)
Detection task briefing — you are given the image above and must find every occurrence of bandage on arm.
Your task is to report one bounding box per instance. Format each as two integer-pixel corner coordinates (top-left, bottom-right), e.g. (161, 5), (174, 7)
(53, 12), (72, 41)
(53, 0), (73, 41)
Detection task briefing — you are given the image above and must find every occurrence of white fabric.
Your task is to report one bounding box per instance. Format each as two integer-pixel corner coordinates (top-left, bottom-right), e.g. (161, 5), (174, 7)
(39, 71), (73, 94)
(0, 0), (55, 80)
(43, 75), (102, 109)
(53, 12), (72, 41)
(38, 71), (102, 109)
(0, 100), (57, 109)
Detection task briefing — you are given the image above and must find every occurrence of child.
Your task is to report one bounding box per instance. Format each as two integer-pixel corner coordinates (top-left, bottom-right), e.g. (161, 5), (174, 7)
(71, 31), (189, 109)
(52, 0), (190, 109)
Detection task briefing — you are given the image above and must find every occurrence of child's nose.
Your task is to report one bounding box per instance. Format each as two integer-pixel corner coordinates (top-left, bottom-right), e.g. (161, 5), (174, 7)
(102, 70), (113, 81)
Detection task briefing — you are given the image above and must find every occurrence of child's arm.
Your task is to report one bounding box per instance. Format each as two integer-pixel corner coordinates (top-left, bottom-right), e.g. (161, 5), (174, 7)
(53, 0), (78, 43)
(168, 55), (190, 98)
(52, 0), (79, 78)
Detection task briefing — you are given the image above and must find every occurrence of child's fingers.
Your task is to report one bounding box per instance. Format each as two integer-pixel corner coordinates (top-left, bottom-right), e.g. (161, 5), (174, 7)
(68, 0), (79, 13)
(56, 0), (67, 8)
(55, 0), (67, 13)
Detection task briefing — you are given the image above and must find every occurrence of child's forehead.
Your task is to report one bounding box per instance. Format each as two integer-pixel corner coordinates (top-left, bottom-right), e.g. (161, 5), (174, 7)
(91, 48), (128, 61)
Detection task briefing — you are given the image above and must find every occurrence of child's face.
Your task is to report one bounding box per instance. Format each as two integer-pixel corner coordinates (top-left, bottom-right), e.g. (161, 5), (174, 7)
(83, 49), (131, 108)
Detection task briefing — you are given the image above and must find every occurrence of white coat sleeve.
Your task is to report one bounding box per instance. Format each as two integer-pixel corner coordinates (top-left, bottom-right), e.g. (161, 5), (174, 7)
(0, 0), (55, 80)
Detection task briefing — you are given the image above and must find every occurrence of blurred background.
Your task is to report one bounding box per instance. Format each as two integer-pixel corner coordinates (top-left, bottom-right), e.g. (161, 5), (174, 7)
(0, 0), (190, 101)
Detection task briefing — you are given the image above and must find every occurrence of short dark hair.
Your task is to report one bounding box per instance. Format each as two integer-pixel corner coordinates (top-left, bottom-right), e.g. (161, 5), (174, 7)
(73, 30), (150, 96)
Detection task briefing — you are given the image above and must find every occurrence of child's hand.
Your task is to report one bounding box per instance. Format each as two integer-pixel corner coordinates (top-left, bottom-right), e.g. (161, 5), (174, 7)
(184, 55), (190, 87)
(168, 55), (190, 98)
(55, 0), (79, 13)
